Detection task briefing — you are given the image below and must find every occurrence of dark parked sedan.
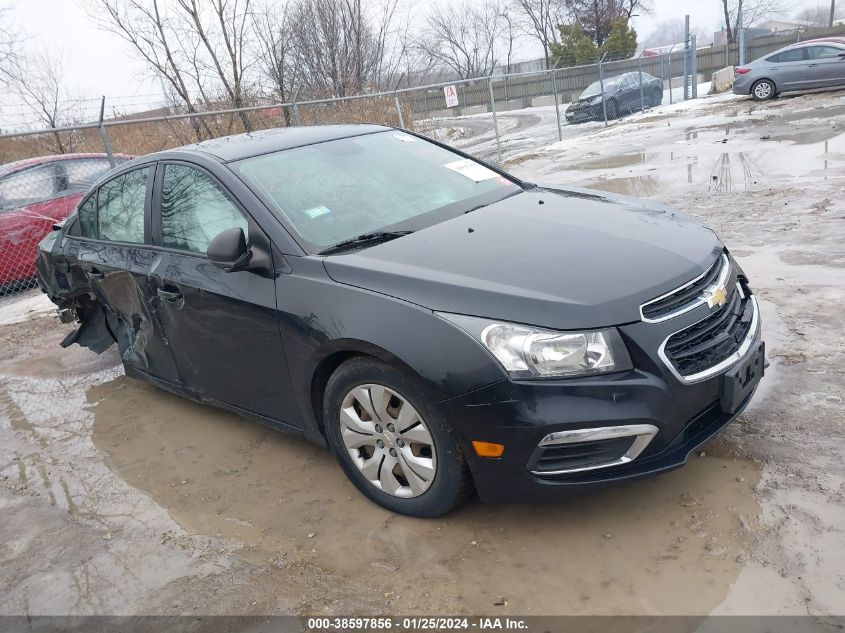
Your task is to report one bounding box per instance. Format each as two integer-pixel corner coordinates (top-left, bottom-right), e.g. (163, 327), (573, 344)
(565, 71), (664, 123)
(734, 37), (845, 100)
(37, 125), (765, 517)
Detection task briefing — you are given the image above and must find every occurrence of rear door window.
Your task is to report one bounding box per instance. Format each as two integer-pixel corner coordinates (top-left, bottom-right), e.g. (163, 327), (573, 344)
(77, 195), (97, 238)
(97, 167), (150, 243)
(159, 164), (248, 254)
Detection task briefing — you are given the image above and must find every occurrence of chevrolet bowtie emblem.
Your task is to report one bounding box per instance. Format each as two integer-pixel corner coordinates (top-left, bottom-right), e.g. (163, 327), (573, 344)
(706, 285), (728, 308)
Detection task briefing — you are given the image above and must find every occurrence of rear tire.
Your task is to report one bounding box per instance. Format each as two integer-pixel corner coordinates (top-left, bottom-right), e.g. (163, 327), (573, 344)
(323, 357), (472, 517)
(751, 79), (776, 101)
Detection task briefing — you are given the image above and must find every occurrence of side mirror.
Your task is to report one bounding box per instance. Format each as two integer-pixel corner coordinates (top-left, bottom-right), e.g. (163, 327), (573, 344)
(207, 227), (252, 272)
(839, 51), (845, 58)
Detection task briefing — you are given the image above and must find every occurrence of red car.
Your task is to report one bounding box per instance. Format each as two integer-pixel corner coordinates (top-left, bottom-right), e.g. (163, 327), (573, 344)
(0, 153), (131, 293)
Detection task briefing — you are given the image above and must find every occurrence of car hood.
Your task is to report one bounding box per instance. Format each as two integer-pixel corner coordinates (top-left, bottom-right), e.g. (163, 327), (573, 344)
(322, 187), (723, 330)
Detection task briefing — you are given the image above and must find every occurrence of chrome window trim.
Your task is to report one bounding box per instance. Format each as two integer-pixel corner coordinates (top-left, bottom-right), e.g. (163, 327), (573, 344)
(530, 423), (659, 475)
(639, 254), (730, 323)
(658, 287), (760, 385)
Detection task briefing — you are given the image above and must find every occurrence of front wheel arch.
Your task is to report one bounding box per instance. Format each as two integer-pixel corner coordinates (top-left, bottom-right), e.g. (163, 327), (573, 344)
(309, 342), (444, 443)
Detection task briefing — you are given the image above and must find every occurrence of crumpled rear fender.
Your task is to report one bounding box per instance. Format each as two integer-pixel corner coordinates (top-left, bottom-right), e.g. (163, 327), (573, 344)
(37, 229), (116, 355)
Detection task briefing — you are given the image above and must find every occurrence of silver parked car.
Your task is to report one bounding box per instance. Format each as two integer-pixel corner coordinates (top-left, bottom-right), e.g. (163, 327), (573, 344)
(734, 37), (845, 101)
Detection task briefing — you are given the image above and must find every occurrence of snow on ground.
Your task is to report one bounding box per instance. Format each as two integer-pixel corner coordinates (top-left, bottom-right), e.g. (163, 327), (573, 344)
(506, 87), (845, 614)
(0, 289), (55, 326)
(413, 82), (742, 163)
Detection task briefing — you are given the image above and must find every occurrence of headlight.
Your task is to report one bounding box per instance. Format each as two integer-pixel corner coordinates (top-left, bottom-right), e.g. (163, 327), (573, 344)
(587, 95), (603, 105)
(438, 314), (632, 379)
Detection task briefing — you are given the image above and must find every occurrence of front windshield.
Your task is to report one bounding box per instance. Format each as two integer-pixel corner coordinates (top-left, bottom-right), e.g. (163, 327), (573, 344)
(232, 131), (521, 253)
(580, 77), (621, 99)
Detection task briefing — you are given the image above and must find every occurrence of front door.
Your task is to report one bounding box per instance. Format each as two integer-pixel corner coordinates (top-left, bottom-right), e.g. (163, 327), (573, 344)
(150, 162), (296, 424)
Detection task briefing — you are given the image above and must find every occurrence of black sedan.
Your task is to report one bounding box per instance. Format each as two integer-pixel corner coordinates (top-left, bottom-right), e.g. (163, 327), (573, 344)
(565, 71), (664, 123)
(37, 125), (764, 517)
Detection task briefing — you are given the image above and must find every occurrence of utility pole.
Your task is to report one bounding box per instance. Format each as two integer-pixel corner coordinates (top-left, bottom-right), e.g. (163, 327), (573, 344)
(831, 0), (837, 27)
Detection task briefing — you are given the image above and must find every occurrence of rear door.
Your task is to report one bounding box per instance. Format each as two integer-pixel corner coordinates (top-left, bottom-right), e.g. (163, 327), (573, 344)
(74, 164), (182, 383)
(768, 47), (809, 90)
(149, 161), (293, 422)
(805, 44), (845, 87)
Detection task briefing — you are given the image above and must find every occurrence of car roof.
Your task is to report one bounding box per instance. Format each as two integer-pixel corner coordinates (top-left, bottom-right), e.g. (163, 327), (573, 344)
(178, 124), (393, 162)
(779, 37), (845, 52)
(0, 152), (133, 178)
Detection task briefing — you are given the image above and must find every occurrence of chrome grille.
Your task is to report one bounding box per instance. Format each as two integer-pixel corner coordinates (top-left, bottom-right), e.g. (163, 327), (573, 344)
(640, 254), (729, 322)
(659, 283), (759, 383)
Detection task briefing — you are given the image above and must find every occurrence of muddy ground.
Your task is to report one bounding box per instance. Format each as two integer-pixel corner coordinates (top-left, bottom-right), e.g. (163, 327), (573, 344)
(1, 88), (843, 617)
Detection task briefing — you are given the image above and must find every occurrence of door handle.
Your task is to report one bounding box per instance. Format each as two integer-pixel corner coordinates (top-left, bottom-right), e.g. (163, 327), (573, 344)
(808, 63), (819, 67)
(156, 288), (183, 302)
(87, 268), (105, 280)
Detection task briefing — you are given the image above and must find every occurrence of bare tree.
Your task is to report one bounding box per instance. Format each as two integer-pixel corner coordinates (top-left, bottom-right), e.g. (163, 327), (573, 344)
(174, 0), (255, 130)
(287, 0), (403, 97)
(253, 1), (299, 103)
(89, 0), (212, 139)
(417, 0), (513, 79)
(564, 0), (651, 46)
(0, 3), (19, 84)
(794, 2), (843, 25)
(640, 18), (711, 49)
(511, 0), (568, 69)
(6, 52), (85, 152)
(720, 0), (787, 43)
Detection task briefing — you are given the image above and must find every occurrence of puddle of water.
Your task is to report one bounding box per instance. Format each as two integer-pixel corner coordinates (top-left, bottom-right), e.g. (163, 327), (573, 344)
(550, 118), (845, 197)
(0, 366), (229, 615)
(84, 374), (762, 615)
(570, 152), (650, 170)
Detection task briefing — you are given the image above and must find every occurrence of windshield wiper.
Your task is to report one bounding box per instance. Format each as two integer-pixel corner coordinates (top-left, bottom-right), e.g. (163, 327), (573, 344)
(320, 230), (414, 255)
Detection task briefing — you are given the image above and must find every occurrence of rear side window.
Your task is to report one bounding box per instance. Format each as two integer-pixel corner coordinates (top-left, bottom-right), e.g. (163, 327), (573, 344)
(77, 195), (97, 238)
(0, 164), (60, 211)
(160, 164), (248, 254)
(97, 167), (150, 243)
(806, 45), (843, 60)
(772, 48), (805, 63)
(57, 158), (117, 193)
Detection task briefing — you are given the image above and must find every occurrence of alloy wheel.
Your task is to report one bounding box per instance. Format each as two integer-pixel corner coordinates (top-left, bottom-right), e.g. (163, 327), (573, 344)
(339, 384), (437, 498)
(753, 81), (773, 100)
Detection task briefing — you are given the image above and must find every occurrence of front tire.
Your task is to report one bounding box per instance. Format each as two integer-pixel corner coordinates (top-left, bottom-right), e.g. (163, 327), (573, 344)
(751, 79), (776, 101)
(605, 99), (619, 120)
(651, 88), (663, 107)
(323, 357), (472, 517)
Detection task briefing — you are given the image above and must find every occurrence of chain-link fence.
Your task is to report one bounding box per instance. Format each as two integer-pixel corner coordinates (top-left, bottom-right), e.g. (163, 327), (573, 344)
(3, 23), (845, 297)
(0, 155), (134, 295)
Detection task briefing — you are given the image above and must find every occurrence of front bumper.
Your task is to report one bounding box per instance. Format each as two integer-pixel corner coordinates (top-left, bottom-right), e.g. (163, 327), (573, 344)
(565, 103), (602, 123)
(436, 294), (764, 503)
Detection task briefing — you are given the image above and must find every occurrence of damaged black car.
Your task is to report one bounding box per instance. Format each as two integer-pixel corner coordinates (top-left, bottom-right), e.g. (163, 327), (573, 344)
(37, 125), (765, 517)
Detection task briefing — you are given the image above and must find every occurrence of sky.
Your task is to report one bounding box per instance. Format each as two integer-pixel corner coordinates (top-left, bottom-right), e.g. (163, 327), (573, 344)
(0, 0), (832, 127)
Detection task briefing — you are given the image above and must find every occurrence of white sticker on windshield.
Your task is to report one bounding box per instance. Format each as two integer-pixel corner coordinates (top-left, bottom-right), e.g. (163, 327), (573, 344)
(304, 205), (332, 219)
(444, 159), (497, 182)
